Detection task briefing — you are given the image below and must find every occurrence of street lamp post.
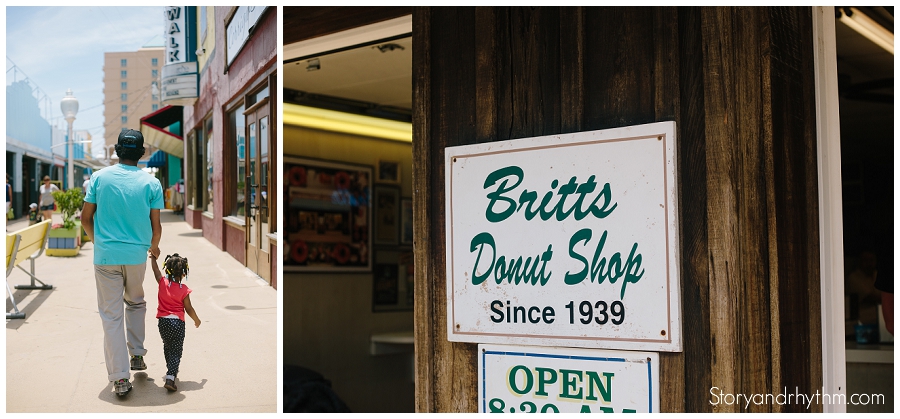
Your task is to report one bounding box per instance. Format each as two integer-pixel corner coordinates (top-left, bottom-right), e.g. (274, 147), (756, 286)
(60, 89), (79, 190)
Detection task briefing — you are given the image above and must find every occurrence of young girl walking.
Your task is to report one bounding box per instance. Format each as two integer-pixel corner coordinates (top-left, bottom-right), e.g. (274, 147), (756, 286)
(149, 252), (201, 392)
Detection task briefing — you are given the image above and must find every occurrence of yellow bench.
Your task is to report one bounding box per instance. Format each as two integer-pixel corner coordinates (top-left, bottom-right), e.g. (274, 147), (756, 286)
(5, 220), (52, 319)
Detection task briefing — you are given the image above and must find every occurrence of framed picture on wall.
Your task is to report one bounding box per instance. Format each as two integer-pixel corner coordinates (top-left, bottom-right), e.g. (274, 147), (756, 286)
(373, 247), (414, 312)
(377, 160), (401, 184)
(401, 198), (413, 245)
(284, 156), (372, 272)
(373, 185), (400, 245)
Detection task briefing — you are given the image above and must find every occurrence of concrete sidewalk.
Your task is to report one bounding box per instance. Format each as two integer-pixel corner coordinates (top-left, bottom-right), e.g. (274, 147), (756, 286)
(6, 210), (276, 412)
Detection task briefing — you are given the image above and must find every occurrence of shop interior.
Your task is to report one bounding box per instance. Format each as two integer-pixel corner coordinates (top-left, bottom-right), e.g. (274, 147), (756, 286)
(834, 6), (893, 413)
(282, 25), (414, 412)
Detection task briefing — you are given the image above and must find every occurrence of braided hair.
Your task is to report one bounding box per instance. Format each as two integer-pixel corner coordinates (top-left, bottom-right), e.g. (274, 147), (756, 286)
(164, 253), (190, 284)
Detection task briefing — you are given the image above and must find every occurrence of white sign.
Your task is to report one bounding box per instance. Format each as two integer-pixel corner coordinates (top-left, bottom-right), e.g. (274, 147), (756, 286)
(445, 121), (681, 352)
(162, 59), (198, 104)
(478, 344), (659, 413)
(164, 6), (188, 64)
(163, 86), (198, 100)
(162, 75), (197, 86)
(226, 6), (269, 66)
(162, 61), (197, 78)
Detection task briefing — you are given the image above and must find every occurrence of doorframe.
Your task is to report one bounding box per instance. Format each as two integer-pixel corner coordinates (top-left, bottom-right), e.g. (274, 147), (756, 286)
(243, 94), (272, 281)
(812, 6), (847, 412)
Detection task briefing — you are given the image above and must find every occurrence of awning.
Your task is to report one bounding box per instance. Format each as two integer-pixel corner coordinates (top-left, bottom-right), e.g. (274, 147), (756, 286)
(140, 105), (184, 158)
(76, 158), (108, 171)
(144, 150), (168, 168)
(23, 151), (54, 165)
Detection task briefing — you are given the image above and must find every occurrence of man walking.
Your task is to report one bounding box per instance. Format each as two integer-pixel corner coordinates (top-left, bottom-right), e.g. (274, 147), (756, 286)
(82, 128), (164, 396)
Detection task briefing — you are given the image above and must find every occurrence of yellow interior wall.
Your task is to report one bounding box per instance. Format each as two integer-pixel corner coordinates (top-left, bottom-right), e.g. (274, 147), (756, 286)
(283, 126), (413, 197)
(283, 125), (414, 413)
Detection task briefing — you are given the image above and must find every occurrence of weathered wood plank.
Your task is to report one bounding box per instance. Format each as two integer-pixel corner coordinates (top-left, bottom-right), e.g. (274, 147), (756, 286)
(559, 7), (584, 133)
(583, 7), (656, 130)
(731, 7), (774, 412)
(412, 6), (433, 413)
(653, 6), (684, 413)
(427, 7), (478, 413)
(494, 7), (563, 140)
(475, 7), (497, 143)
(767, 7), (822, 412)
(700, 6), (741, 412)
(675, 7), (713, 411)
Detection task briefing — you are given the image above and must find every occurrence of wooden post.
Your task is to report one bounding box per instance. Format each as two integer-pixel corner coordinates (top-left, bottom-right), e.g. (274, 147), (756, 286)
(413, 6), (822, 412)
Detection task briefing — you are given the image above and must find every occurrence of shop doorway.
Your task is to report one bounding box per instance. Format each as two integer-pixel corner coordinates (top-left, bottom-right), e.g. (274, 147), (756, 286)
(815, 6), (893, 413)
(245, 90), (271, 283)
(282, 10), (414, 413)
(833, 7), (893, 413)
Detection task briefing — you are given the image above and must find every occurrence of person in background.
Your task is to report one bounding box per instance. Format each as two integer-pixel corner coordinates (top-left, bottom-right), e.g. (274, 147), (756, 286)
(38, 176), (59, 223)
(6, 174), (13, 225)
(28, 203), (40, 226)
(82, 174), (91, 195)
(172, 179), (185, 215)
(874, 262), (893, 336)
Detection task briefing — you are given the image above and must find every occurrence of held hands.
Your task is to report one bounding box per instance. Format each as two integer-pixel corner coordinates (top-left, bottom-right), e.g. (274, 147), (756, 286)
(149, 246), (161, 259)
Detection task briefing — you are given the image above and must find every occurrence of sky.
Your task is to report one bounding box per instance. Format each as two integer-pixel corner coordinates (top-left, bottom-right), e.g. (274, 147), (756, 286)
(6, 6), (165, 158)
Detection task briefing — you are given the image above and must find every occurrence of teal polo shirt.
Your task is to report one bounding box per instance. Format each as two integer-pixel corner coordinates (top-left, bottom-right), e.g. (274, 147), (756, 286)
(84, 164), (164, 265)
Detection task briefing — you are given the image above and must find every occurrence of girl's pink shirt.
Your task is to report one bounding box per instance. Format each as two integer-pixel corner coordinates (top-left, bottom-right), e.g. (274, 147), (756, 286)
(156, 277), (192, 321)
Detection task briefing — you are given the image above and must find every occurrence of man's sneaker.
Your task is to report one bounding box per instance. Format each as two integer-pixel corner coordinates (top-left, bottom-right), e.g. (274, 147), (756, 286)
(130, 355), (146, 371)
(164, 378), (177, 392)
(114, 379), (132, 396)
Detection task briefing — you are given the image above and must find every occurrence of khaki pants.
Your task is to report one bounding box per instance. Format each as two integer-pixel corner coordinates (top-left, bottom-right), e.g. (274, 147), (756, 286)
(94, 263), (148, 381)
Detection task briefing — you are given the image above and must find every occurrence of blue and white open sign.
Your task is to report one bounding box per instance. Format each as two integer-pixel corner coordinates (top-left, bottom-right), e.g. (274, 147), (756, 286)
(478, 344), (659, 413)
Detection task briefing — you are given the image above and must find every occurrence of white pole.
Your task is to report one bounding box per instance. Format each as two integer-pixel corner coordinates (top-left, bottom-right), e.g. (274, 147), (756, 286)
(67, 118), (74, 190)
(60, 89), (79, 190)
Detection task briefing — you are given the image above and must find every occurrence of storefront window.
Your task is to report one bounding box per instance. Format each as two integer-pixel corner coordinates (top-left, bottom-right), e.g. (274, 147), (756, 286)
(200, 7), (208, 43)
(230, 104), (246, 217)
(186, 131), (196, 207)
(246, 85), (269, 107)
(259, 116), (268, 226)
(194, 128), (205, 209)
(205, 117), (214, 214)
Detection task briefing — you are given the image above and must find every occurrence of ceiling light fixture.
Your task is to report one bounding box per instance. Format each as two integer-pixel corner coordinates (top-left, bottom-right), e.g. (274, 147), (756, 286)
(283, 103), (412, 142)
(838, 7), (894, 55)
(306, 58), (321, 71)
